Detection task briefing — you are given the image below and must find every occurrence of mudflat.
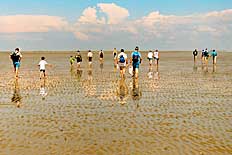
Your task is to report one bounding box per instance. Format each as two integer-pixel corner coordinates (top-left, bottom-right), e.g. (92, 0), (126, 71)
(0, 51), (231, 155)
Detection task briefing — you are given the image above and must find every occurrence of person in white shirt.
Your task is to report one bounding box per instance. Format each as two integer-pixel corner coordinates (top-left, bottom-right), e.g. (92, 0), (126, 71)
(117, 49), (128, 78)
(153, 49), (160, 65)
(38, 57), (50, 79)
(87, 50), (93, 67)
(147, 50), (153, 66)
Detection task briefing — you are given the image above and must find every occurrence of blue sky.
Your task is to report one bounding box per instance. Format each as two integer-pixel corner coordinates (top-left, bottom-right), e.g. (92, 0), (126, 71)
(0, 0), (232, 51)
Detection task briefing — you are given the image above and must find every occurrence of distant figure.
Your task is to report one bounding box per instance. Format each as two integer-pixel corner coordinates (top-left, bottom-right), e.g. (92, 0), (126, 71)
(131, 46), (142, 78)
(211, 49), (218, 64)
(10, 48), (22, 78)
(38, 57), (51, 79)
(204, 48), (209, 65)
(117, 49), (128, 78)
(87, 50), (93, 67)
(69, 56), (75, 66)
(193, 49), (198, 63)
(153, 49), (159, 65)
(201, 49), (205, 63)
(147, 50), (153, 67)
(113, 48), (117, 60)
(99, 50), (104, 63)
(75, 50), (82, 68)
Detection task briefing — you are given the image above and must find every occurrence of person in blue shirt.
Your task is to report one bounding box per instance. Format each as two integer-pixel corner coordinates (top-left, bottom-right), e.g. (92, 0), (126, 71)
(211, 49), (218, 64)
(130, 46), (142, 78)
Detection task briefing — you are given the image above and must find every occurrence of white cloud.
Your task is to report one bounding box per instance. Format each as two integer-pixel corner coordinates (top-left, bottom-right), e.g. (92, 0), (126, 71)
(0, 15), (69, 33)
(97, 3), (129, 24)
(0, 4), (232, 50)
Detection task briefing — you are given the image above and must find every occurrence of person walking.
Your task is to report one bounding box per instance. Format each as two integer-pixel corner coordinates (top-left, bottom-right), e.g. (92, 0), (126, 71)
(10, 48), (22, 79)
(193, 49), (198, 63)
(130, 46), (142, 78)
(117, 49), (128, 78)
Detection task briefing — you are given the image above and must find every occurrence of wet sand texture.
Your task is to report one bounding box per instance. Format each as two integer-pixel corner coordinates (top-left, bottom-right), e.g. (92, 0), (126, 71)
(0, 51), (232, 155)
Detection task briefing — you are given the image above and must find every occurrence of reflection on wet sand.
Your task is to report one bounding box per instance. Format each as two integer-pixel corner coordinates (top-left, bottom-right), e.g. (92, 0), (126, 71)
(116, 78), (128, 105)
(76, 69), (83, 80)
(131, 78), (142, 101)
(100, 62), (103, 72)
(193, 63), (198, 72)
(213, 64), (216, 73)
(39, 79), (47, 100)
(11, 79), (22, 107)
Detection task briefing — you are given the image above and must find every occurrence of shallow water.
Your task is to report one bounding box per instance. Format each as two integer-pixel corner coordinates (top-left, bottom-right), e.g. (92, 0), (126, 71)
(0, 51), (232, 155)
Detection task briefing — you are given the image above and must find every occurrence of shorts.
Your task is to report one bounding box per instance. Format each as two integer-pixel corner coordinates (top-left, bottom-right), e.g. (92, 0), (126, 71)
(77, 62), (81, 65)
(89, 57), (92, 62)
(13, 62), (20, 68)
(132, 62), (140, 70)
(154, 57), (159, 60)
(119, 66), (126, 70)
(40, 69), (45, 73)
(148, 58), (153, 61)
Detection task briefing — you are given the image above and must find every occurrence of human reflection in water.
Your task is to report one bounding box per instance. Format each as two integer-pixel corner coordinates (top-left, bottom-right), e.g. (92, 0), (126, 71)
(147, 66), (153, 79)
(131, 78), (142, 101)
(76, 68), (83, 81)
(87, 68), (93, 82)
(100, 63), (103, 73)
(39, 79), (47, 100)
(193, 63), (198, 72)
(213, 64), (216, 73)
(116, 78), (128, 105)
(11, 79), (22, 107)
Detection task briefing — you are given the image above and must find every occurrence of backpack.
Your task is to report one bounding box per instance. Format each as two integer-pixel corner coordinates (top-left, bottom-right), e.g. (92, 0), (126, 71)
(10, 52), (20, 62)
(132, 52), (140, 63)
(119, 54), (125, 63)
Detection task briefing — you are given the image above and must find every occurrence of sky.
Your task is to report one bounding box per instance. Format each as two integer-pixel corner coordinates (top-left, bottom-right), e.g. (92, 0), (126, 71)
(0, 0), (232, 51)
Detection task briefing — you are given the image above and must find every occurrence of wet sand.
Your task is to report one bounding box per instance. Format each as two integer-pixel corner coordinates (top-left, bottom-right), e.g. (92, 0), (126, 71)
(0, 51), (231, 155)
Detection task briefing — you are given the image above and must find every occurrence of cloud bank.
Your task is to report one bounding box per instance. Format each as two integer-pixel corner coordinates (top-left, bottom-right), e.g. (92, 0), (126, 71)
(0, 3), (232, 50)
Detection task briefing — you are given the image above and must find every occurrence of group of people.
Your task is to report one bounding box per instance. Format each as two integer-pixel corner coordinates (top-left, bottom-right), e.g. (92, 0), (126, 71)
(9, 48), (51, 79)
(69, 46), (160, 79)
(193, 48), (218, 64)
(9, 47), (219, 80)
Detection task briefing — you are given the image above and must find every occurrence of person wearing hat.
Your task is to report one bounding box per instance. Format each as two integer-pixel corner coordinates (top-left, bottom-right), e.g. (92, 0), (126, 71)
(117, 49), (128, 78)
(75, 50), (82, 68)
(10, 48), (22, 78)
(130, 46), (142, 78)
(87, 50), (93, 67)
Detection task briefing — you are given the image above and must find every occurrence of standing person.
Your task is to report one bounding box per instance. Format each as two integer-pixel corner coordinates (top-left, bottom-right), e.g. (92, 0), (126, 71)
(153, 49), (159, 65)
(113, 48), (117, 59)
(113, 48), (118, 65)
(10, 48), (22, 78)
(87, 50), (93, 67)
(147, 50), (153, 67)
(204, 48), (209, 65)
(99, 50), (104, 63)
(211, 49), (218, 64)
(69, 56), (75, 66)
(201, 49), (205, 63)
(193, 49), (198, 63)
(38, 57), (51, 79)
(117, 49), (128, 78)
(75, 50), (82, 68)
(130, 46), (142, 78)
